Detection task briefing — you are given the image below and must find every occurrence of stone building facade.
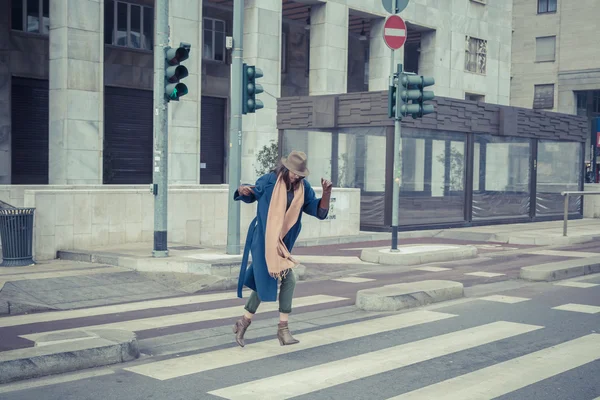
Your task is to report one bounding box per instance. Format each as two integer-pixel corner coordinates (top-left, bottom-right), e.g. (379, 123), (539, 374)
(0, 0), (513, 186)
(511, 0), (600, 168)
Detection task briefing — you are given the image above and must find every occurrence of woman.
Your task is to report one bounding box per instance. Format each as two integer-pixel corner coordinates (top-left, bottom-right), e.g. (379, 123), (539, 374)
(232, 150), (332, 347)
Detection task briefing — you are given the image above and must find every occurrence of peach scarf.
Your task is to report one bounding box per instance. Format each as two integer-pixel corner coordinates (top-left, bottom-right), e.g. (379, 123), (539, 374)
(264, 174), (305, 279)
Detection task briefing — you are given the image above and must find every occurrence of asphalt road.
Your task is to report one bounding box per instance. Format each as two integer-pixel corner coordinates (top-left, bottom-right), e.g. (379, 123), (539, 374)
(1, 272), (599, 399)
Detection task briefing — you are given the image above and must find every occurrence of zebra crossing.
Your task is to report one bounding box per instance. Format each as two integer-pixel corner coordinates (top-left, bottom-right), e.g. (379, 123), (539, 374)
(1, 276), (599, 399)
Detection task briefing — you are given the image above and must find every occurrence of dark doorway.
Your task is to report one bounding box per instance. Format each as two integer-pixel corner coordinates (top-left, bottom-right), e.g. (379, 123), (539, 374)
(200, 96), (226, 184)
(403, 31), (421, 74)
(11, 77), (49, 184)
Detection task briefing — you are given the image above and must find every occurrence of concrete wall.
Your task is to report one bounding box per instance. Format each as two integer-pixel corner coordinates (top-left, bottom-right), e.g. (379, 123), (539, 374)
(0, 184), (228, 207)
(21, 186), (360, 260)
(584, 184), (600, 218)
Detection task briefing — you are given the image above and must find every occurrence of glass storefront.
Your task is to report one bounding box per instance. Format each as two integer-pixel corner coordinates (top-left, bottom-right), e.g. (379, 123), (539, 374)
(472, 136), (531, 220)
(536, 141), (582, 215)
(281, 128), (583, 229)
(398, 130), (467, 226)
(338, 127), (387, 227)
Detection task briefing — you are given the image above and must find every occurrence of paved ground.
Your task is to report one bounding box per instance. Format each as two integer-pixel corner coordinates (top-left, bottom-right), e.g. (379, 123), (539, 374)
(0, 237), (536, 314)
(0, 272), (598, 399)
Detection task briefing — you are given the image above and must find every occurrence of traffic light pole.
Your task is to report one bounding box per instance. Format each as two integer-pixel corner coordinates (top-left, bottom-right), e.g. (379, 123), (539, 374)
(391, 61), (402, 252)
(226, 0), (244, 255)
(152, 0), (169, 257)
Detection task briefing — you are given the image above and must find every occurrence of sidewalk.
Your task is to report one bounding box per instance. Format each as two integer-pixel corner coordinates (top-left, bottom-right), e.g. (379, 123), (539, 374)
(1, 219), (599, 316)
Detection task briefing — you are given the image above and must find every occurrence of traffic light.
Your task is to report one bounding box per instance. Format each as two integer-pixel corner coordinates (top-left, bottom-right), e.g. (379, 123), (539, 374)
(388, 72), (398, 119)
(398, 70), (435, 119)
(164, 42), (191, 102)
(242, 63), (264, 114)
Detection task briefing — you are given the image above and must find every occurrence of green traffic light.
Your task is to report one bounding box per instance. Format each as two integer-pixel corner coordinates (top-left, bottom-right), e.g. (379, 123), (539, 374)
(164, 43), (191, 102)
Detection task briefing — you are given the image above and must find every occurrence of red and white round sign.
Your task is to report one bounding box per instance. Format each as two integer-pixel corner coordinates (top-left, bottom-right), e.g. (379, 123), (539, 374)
(383, 15), (407, 50)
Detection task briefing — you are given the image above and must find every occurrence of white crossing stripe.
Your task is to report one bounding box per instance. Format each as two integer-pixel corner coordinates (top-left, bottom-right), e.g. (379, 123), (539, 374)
(332, 277), (375, 283)
(388, 334), (600, 399)
(552, 303), (600, 314)
(19, 295), (347, 342)
(479, 295), (530, 304)
(465, 272), (506, 278)
(208, 321), (542, 400)
(0, 291), (248, 328)
(384, 28), (406, 37)
(124, 310), (456, 380)
(554, 281), (599, 288)
(413, 266), (452, 272)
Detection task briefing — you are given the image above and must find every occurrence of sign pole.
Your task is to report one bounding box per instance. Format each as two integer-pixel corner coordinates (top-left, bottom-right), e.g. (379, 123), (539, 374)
(390, 0), (401, 252)
(226, 0), (244, 255)
(152, 0), (169, 257)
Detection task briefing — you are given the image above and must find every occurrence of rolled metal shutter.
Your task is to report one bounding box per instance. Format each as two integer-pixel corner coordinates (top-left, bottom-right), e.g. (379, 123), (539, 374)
(200, 96), (226, 184)
(11, 78), (49, 184)
(104, 87), (153, 184)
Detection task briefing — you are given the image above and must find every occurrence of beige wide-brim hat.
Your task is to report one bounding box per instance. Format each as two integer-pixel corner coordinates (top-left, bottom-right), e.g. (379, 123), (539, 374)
(281, 150), (310, 177)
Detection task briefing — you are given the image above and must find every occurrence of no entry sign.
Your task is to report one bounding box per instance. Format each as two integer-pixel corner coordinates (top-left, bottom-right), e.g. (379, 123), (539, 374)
(383, 15), (407, 50)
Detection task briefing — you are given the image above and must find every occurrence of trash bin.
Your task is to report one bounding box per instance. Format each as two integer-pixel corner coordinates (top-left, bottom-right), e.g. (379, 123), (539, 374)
(0, 201), (35, 267)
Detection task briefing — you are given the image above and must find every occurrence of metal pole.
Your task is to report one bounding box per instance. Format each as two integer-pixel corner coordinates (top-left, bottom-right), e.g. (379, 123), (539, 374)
(152, 0), (169, 258)
(563, 193), (569, 237)
(390, 0), (401, 252)
(226, 0), (244, 255)
(391, 63), (402, 251)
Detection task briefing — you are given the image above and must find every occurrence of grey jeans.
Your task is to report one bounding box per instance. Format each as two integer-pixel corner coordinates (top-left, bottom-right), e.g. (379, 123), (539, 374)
(244, 269), (297, 314)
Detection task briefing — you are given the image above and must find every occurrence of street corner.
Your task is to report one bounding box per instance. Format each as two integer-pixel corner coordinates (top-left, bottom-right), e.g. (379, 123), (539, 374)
(359, 244), (478, 266)
(355, 279), (464, 312)
(0, 328), (139, 384)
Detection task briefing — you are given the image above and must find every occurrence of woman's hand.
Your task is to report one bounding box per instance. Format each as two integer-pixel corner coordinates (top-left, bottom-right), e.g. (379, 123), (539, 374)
(321, 178), (333, 194)
(238, 185), (254, 196)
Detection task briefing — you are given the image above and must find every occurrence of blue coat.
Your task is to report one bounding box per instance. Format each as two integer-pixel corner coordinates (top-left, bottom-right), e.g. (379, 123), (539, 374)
(234, 172), (327, 302)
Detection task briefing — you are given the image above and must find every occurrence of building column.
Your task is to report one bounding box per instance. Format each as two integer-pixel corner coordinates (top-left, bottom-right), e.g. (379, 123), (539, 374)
(49, 0), (104, 184)
(368, 18), (403, 91)
(0, 0), (10, 184)
(309, 2), (348, 95)
(240, 0), (282, 183)
(168, 0), (202, 184)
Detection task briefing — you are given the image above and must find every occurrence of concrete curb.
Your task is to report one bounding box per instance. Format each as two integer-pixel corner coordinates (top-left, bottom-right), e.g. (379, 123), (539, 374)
(57, 249), (243, 277)
(57, 250), (307, 284)
(355, 280), (464, 312)
(359, 245), (477, 265)
(0, 299), (58, 316)
(520, 257), (600, 282)
(0, 329), (139, 384)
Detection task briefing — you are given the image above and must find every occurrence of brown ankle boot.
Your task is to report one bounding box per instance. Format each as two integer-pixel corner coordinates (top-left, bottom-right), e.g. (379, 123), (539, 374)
(277, 321), (299, 346)
(233, 316), (252, 347)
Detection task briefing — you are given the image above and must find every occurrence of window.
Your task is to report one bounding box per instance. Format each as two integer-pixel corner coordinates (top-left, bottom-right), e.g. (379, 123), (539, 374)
(104, 0), (153, 50)
(364, 46), (369, 86)
(203, 17), (226, 62)
(465, 93), (485, 102)
(535, 36), (556, 62)
(281, 32), (287, 73)
(536, 141), (581, 216)
(465, 36), (487, 74)
(576, 92), (588, 117)
(593, 91), (600, 114)
(473, 136), (531, 220)
(538, 0), (557, 13)
(11, 0), (49, 35)
(533, 84), (555, 109)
